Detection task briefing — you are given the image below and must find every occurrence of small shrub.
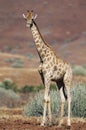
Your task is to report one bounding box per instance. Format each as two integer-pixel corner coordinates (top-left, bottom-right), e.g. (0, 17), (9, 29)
(20, 84), (56, 93)
(25, 53), (34, 59)
(35, 84), (44, 92)
(0, 87), (20, 99)
(20, 85), (34, 93)
(24, 83), (86, 118)
(12, 59), (24, 68)
(71, 83), (86, 117)
(4, 46), (13, 52)
(72, 65), (86, 76)
(4, 58), (15, 63)
(34, 84), (56, 92)
(0, 87), (21, 108)
(0, 79), (18, 92)
(24, 90), (61, 117)
(83, 64), (86, 69)
(50, 84), (57, 90)
(24, 91), (44, 116)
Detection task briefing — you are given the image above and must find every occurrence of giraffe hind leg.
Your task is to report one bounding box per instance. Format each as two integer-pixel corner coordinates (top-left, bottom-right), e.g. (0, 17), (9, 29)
(56, 79), (67, 126)
(64, 82), (71, 127)
(64, 73), (72, 127)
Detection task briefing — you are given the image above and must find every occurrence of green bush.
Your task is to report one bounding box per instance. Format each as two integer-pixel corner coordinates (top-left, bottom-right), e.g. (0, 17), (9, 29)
(20, 84), (44, 93)
(24, 83), (86, 118)
(83, 64), (86, 69)
(50, 84), (57, 90)
(20, 84), (56, 93)
(71, 83), (86, 117)
(24, 91), (44, 116)
(72, 65), (86, 76)
(24, 90), (61, 117)
(34, 84), (44, 92)
(0, 87), (21, 108)
(0, 79), (18, 92)
(20, 85), (34, 93)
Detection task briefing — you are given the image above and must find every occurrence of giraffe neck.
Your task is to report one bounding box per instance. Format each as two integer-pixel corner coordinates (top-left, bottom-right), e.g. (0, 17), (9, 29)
(30, 20), (52, 63)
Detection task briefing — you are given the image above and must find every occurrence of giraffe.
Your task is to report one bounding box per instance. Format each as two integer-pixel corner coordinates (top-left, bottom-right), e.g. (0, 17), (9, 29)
(23, 10), (72, 127)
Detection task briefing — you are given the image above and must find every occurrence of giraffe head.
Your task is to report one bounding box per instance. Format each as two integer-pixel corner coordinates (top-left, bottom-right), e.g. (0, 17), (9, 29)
(23, 10), (37, 27)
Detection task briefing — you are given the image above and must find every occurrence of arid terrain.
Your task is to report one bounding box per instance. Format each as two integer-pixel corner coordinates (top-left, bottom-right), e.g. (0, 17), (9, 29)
(0, 108), (86, 130)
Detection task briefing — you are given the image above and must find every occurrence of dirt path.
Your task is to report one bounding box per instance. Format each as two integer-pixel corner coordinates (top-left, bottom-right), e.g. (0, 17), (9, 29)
(0, 108), (86, 130)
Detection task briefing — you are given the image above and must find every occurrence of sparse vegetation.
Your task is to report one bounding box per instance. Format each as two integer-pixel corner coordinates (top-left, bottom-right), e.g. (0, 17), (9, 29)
(23, 90), (61, 117)
(0, 79), (44, 93)
(24, 53), (34, 59)
(24, 83), (86, 118)
(20, 84), (44, 93)
(12, 61), (24, 68)
(20, 84), (57, 94)
(4, 58), (24, 68)
(72, 65), (86, 76)
(0, 87), (21, 108)
(20, 85), (34, 93)
(4, 46), (14, 52)
(0, 79), (18, 92)
(83, 64), (86, 69)
(71, 83), (86, 118)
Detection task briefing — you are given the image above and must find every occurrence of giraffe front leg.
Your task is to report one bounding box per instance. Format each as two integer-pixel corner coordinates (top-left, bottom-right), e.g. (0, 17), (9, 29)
(66, 87), (71, 127)
(41, 98), (47, 126)
(59, 87), (66, 127)
(47, 98), (52, 126)
(64, 69), (72, 127)
(64, 82), (71, 127)
(41, 82), (51, 126)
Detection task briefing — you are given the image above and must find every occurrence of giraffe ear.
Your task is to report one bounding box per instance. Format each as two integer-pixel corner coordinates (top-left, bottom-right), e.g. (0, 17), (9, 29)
(33, 14), (38, 20)
(22, 13), (26, 19)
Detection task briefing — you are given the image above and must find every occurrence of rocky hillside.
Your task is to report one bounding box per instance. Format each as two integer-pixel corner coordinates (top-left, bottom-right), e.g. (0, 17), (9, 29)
(0, 0), (86, 66)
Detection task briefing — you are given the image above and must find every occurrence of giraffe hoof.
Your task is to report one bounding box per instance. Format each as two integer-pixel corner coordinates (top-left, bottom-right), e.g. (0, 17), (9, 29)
(58, 120), (64, 127)
(58, 123), (63, 127)
(57, 124), (61, 128)
(40, 122), (45, 127)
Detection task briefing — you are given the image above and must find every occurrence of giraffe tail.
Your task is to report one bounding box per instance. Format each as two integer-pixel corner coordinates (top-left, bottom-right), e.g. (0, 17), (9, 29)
(56, 79), (67, 100)
(63, 86), (67, 100)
